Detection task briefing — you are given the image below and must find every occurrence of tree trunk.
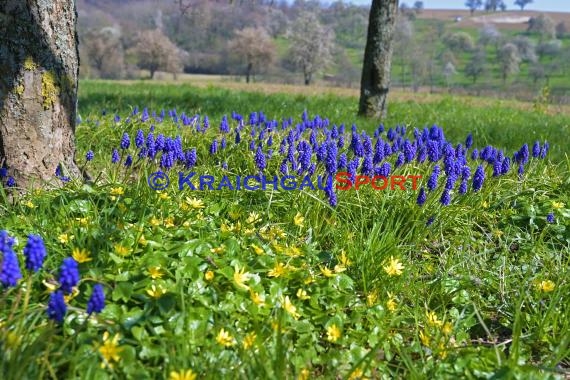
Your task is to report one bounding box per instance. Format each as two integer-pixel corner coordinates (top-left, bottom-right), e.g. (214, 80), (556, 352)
(0, 0), (81, 189)
(358, 0), (399, 118)
(246, 62), (252, 83)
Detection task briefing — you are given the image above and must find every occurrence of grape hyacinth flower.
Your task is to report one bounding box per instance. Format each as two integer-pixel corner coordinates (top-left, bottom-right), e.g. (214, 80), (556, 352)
(255, 146), (266, 172)
(417, 187), (427, 206)
(465, 133), (473, 149)
(472, 165), (485, 192)
(532, 141), (540, 158)
(471, 149), (479, 161)
(47, 290), (67, 324)
(440, 189), (451, 206)
(209, 140), (218, 155)
(23, 234), (47, 273)
(0, 247), (22, 288)
(58, 258), (80, 294)
(459, 178), (468, 194)
(120, 133), (130, 150)
(540, 142), (549, 159)
(501, 157), (511, 174)
(426, 216), (435, 226)
(547, 213), (555, 223)
(87, 284), (105, 314)
(395, 153), (405, 168)
(135, 129), (145, 148)
(6, 177), (16, 187)
(111, 149), (120, 164)
(124, 155), (133, 167)
(86, 150), (94, 161)
(427, 165), (440, 192)
(518, 164), (524, 178)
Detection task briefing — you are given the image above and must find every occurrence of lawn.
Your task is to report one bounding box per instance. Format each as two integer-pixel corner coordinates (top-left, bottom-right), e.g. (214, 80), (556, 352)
(1, 80), (569, 379)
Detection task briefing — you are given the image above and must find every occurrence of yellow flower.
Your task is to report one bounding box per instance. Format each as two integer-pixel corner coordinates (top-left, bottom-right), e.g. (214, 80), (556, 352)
(216, 328), (235, 347)
(164, 216), (175, 228)
(348, 368), (364, 380)
(205, 270), (215, 281)
(43, 280), (58, 293)
(25, 201), (35, 209)
(386, 292), (397, 312)
(537, 280), (555, 292)
(76, 217), (89, 226)
(246, 212), (261, 224)
(114, 244), (130, 256)
(138, 235), (148, 246)
(303, 275), (315, 285)
(251, 244), (265, 255)
(98, 332), (123, 369)
(110, 187), (124, 196)
(64, 287), (80, 303)
(334, 264), (347, 273)
(442, 322), (453, 336)
(146, 284), (167, 299)
(437, 341), (448, 359)
(285, 246), (302, 257)
(419, 329), (430, 346)
(296, 288), (310, 300)
(383, 256), (404, 276)
(293, 212), (304, 227)
(170, 369), (197, 380)
(268, 262), (287, 278)
(426, 310), (443, 327)
(482, 201), (489, 208)
(233, 265), (252, 291)
(183, 221), (191, 227)
(298, 368), (310, 380)
(148, 266), (164, 279)
(366, 290), (378, 307)
(210, 245), (226, 254)
(552, 201), (565, 209)
(282, 296), (300, 319)
(158, 192), (170, 200)
(58, 233), (72, 244)
(326, 324), (341, 342)
(150, 217), (161, 227)
(250, 290), (266, 306)
(339, 250), (352, 267)
(242, 331), (257, 350)
(320, 266), (335, 277)
(186, 197), (204, 209)
(72, 248), (92, 263)
(180, 202), (189, 211)
(228, 210), (241, 220)
(117, 203), (127, 213)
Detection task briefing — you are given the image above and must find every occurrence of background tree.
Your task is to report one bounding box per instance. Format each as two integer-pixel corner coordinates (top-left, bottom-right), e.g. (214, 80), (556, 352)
(511, 36), (537, 62)
(514, 0), (533, 11)
(228, 27), (276, 83)
(287, 12), (334, 85)
(465, 48), (486, 83)
(444, 32), (475, 52)
(555, 22), (567, 39)
(442, 61), (457, 89)
(527, 14), (556, 41)
(465, 0), (483, 15)
(1, 0), (81, 187)
(82, 27), (125, 79)
(393, 15), (414, 88)
(358, 0), (399, 118)
(413, 1), (424, 14)
(498, 42), (521, 83)
(129, 29), (183, 79)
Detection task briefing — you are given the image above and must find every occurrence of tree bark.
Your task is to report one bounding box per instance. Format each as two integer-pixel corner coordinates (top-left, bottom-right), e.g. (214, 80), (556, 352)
(0, 0), (80, 189)
(358, 0), (399, 118)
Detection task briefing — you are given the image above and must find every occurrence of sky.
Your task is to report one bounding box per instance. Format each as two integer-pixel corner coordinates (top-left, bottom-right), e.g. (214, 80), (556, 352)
(346, 0), (569, 13)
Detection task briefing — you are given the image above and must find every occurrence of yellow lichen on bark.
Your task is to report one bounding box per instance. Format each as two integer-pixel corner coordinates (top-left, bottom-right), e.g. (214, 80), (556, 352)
(24, 56), (37, 70)
(42, 71), (59, 109)
(15, 85), (24, 96)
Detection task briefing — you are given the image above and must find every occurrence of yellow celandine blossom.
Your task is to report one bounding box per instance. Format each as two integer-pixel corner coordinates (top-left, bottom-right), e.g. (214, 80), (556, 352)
(366, 290), (378, 307)
(271, 242), (284, 254)
(348, 368), (365, 380)
(537, 280), (555, 292)
(72, 248), (92, 263)
(216, 328), (235, 347)
(298, 368), (310, 380)
(383, 256), (404, 276)
(150, 217), (161, 227)
(43, 280), (58, 292)
(386, 292), (397, 312)
(334, 264), (347, 273)
(205, 270), (215, 281)
(303, 275), (315, 285)
(339, 250), (352, 267)
(442, 322), (453, 336)
(25, 201), (35, 208)
(326, 324), (341, 342)
(552, 201), (565, 209)
(76, 217), (89, 226)
(282, 296), (300, 319)
(482, 201), (489, 208)
(169, 369), (197, 380)
(117, 203), (127, 213)
(250, 290), (266, 306)
(296, 288), (310, 300)
(419, 329), (430, 346)
(242, 331), (257, 350)
(285, 246), (302, 257)
(437, 342), (448, 359)
(228, 210), (241, 220)
(210, 245), (226, 254)
(158, 192), (170, 200)
(271, 226), (286, 239)
(147, 284), (167, 299)
(293, 212), (305, 227)
(426, 310), (443, 327)
(58, 233), (72, 244)
(148, 266), (164, 279)
(138, 235), (148, 246)
(164, 216), (175, 228)
(244, 227), (255, 236)
(195, 211), (205, 221)
(268, 262), (287, 278)
(320, 266), (335, 277)
(114, 244), (130, 256)
(233, 265), (252, 291)
(110, 187), (124, 196)
(64, 287), (80, 303)
(185, 197), (204, 209)
(251, 244), (264, 255)
(98, 332), (123, 369)
(183, 221), (191, 227)
(180, 202), (189, 212)
(246, 212), (261, 224)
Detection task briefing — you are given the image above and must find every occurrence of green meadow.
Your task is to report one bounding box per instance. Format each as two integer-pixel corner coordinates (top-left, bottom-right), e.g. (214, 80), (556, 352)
(1, 80), (569, 379)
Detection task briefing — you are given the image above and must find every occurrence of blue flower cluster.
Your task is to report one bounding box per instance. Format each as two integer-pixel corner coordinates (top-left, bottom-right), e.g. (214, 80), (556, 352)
(104, 108), (550, 209)
(0, 230), (105, 324)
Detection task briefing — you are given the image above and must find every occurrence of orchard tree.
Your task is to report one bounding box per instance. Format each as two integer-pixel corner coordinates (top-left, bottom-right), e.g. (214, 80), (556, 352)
(514, 0), (532, 11)
(498, 42), (521, 83)
(465, 48), (486, 83)
(0, 0), (81, 188)
(129, 29), (183, 79)
(228, 27), (276, 83)
(465, 0), (483, 15)
(358, 0), (399, 118)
